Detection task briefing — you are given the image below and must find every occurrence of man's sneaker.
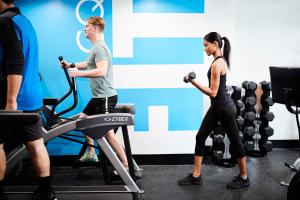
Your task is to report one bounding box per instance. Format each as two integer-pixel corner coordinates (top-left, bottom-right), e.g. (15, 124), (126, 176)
(112, 169), (142, 181)
(178, 173), (202, 185)
(226, 175), (250, 189)
(32, 189), (58, 200)
(79, 153), (99, 163)
(113, 169), (130, 176)
(113, 169), (121, 176)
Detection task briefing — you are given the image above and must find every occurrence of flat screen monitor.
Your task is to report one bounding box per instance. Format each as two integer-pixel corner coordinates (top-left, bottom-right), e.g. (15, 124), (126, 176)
(269, 66), (300, 107)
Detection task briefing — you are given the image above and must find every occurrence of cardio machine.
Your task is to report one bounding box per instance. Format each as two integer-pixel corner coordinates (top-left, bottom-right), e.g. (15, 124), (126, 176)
(1, 57), (143, 200)
(269, 66), (300, 200)
(42, 56), (142, 182)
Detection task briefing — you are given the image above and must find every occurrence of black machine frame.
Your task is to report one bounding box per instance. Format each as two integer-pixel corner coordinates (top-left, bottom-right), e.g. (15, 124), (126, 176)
(0, 57), (143, 199)
(270, 66), (300, 141)
(270, 66), (300, 200)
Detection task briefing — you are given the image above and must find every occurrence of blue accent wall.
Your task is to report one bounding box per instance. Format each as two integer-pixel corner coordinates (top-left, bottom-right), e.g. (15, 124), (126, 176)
(118, 88), (203, 131)
(133, 0), (205, 13)
(113, 38), (204, 65)
(15, 0), (205, 155)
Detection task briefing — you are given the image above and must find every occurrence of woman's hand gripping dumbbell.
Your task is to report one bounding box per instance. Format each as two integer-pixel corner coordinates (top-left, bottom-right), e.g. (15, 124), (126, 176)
(183, 72), (196, 83)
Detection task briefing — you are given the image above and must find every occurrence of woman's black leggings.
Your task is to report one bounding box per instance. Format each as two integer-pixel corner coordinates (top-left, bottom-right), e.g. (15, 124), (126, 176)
(195, 103), (246, 158)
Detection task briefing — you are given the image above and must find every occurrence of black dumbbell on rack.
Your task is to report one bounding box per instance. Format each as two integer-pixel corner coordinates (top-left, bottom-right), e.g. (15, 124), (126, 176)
(242, 81), (257, 97)
(211, 123), (225, 163)
(210, 122), (235, 167)
(231, 86), (242, 102)
(236, 100), (245, 116)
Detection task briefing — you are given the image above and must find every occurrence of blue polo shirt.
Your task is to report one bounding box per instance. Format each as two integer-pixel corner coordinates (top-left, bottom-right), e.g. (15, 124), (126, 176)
(0, 7), (42, 111)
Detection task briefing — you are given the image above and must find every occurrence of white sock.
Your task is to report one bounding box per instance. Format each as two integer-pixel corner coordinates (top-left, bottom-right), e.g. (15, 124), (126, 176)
(241, 175), (248, 179)
(192, 174), (200, 178)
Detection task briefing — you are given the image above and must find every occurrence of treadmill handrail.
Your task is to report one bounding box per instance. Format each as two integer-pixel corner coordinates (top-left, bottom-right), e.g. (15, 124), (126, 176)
(52, 69), (78, 118)
(46, 57), (78, 127)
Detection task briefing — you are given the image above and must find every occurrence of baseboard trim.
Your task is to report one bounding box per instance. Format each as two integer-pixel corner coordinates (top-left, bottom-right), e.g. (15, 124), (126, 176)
(271, 140), (300, 148)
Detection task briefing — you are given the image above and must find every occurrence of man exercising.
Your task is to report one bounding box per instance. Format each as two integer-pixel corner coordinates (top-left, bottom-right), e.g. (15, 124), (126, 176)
(0, 0), (57, 199)
(61, 16), (129, 170)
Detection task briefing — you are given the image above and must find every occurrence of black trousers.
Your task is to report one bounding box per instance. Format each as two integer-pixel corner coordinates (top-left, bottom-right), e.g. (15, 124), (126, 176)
(195, 102), (246, 158)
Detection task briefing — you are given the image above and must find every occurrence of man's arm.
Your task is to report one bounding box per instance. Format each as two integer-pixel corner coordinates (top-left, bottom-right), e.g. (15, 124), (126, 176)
(75, 61), (88, 69)
(6, 75), (22, 110)
(0, 17), (24, 110)
(60, 61), (88, 69)
(69, 60), (108, 78)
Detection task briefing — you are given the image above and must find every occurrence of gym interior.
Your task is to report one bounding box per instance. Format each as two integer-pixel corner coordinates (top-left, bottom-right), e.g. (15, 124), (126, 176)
(1, 0), (300, 200)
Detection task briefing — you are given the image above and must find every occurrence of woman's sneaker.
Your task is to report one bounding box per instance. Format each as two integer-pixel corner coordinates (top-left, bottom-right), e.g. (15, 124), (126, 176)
(79, 153), (99, 163)
(178, 173), (202, 185)
(226, 175), (250, 189)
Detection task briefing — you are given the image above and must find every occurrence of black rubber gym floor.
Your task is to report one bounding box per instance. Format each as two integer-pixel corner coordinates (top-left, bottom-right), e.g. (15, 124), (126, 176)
(4, 148), (300, 200)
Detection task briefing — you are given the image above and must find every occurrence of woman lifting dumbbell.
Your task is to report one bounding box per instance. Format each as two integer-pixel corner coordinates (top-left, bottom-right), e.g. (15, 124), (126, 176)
(178, 32), (250, 189)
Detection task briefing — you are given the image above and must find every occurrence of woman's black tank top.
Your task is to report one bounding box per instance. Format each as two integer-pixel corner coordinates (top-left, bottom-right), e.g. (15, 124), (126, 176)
(207, 56), (232, 106)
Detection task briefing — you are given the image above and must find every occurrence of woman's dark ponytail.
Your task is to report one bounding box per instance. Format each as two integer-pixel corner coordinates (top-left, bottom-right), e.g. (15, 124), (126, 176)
(204, 32), (231, 69)
(221, 37), (231, 69)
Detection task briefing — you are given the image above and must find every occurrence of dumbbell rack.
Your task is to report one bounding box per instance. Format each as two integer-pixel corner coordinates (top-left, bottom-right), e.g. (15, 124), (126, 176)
(241, 81), (275, 157)
(230, 86), (245, 162)
(211, 82), (275, 166)
(258, 81), (275, 154)
(241, 81), (257, 155)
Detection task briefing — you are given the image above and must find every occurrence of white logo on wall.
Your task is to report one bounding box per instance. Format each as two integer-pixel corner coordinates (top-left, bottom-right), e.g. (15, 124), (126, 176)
(75, 0), (104, 53)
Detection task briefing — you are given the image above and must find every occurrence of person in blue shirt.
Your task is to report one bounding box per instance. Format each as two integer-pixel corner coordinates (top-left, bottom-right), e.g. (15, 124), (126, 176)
(0, 0), (57, 199)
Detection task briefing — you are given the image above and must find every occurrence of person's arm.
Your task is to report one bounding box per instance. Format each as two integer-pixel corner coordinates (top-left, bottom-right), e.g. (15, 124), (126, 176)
(0, 18), (24, 110)
(60, 61), (87, 69)
(74, 61), (88, 69)
(69, 45), (109, 78)
(190, 62), (221, 97)
(69, 60), (108, 78)
(6, 75), (22, 110)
